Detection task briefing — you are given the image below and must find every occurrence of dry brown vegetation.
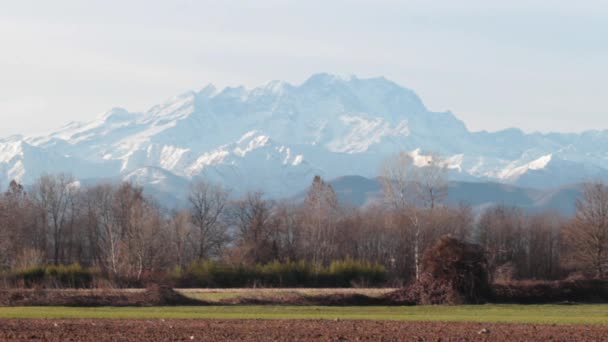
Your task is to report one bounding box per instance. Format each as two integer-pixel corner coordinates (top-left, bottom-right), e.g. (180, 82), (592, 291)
(0, 285), (206, 307)
(0, 153), (607, 291)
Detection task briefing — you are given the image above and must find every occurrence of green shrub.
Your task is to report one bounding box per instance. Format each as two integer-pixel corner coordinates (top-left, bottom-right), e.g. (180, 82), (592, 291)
(16, 266), (46, 287)
(181, 260), (252, 288)
(9, 263), (94, 288)
(45, 263), (93, 288)
(176, 259), (387, 288)
(326, 259), (387, 287)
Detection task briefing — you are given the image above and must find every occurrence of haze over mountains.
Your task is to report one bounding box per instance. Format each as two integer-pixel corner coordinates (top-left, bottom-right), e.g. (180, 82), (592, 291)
(0, 73), (605, 211)
(305, 176), (583, 216)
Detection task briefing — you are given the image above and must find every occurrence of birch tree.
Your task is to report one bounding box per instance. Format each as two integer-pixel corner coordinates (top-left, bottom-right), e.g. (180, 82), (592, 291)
(380, 151), (448, 280)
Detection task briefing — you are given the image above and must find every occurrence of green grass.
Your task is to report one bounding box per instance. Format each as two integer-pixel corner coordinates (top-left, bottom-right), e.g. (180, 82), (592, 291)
(184, 292), (246, 302)
(0, 305), (607, 324)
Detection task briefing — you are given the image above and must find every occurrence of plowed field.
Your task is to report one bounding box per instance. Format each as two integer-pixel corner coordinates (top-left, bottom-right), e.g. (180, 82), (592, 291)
(1, 319), (606, 341)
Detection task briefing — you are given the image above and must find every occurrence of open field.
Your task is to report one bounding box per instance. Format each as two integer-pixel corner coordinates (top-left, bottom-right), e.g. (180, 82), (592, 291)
(1, 319), (608, 341)
(178, 288), (397, 302)
(0, 304), (607, 325)
(2, 289), (607, 340)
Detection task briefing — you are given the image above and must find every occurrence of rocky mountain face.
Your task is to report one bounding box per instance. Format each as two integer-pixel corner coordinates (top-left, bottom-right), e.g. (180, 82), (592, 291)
(1, 73), (606, 208)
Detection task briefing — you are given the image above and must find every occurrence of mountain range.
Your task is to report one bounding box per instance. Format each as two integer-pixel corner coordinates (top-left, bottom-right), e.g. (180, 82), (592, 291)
(298, 175), (582, 215)
(0, 73), (605, 211)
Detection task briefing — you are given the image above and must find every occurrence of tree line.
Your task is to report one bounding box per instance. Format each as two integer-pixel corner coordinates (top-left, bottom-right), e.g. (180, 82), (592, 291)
(0, 152), (606, 286)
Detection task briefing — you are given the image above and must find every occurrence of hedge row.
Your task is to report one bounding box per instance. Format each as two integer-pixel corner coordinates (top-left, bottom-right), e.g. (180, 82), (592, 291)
(2, 264), (95, 288)
(492, 279), (608, 303)
(174, 259), (388, 288)
(1, 259), (388, 288)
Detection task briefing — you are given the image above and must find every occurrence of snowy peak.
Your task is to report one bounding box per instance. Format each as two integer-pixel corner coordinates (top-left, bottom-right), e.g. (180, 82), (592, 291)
(100, 107), (138, 123)
(197, 84), (218, 97)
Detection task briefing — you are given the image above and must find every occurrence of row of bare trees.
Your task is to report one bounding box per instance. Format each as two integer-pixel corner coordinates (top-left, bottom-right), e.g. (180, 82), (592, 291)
(0, 152), (607, 284)
(378, 152), (607, 280)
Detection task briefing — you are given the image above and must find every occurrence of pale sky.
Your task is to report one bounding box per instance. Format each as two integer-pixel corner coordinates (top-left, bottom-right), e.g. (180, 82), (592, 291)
(0, 0), (607, 137)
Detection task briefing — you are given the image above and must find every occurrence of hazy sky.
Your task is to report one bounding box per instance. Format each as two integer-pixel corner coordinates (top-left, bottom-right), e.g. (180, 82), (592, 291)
(1, 1), (607, 137)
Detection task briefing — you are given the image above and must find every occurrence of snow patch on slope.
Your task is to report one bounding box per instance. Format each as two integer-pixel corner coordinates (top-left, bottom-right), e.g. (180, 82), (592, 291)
(327, 115), (409, 153)
(499, 154), (553, 181)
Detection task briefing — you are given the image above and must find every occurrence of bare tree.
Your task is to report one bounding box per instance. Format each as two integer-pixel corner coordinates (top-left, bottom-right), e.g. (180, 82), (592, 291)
(380, 152), (420, 279)
(416, 154), (448, 210)
(302, 175), (340, 265)
(380, 152), (448, 210)
(270, 202), (301, 262)
(526, 212), (563, 279)
(380, 152), (417, 211)
(82, 183), (167, 283)
(169, 210), (195, 267)
(0, 186), (10, 269)
(32, 174), (79, 265)
(232, 191), (274, 264)
(83, 184), (123, 279)
(564, 181), (608, 278)
(477, 205), (525, 280)
(188, 181), (230, 259)
(124, 196), (164, 282)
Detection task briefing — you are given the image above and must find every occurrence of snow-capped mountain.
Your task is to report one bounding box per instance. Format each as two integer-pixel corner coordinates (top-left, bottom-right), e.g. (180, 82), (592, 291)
(1, 73), (607, 204)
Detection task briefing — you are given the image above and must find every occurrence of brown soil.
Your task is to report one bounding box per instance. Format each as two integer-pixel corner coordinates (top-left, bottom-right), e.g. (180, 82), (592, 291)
(0, 286), (207, 307)
(0, 319), (606, 341)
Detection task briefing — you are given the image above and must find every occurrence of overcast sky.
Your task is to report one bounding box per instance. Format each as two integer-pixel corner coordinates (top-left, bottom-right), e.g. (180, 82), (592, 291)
(0, 0), (607, 137)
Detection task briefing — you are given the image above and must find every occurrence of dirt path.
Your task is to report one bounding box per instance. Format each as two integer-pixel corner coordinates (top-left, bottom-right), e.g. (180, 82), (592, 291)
(0, 319), (606, 341)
